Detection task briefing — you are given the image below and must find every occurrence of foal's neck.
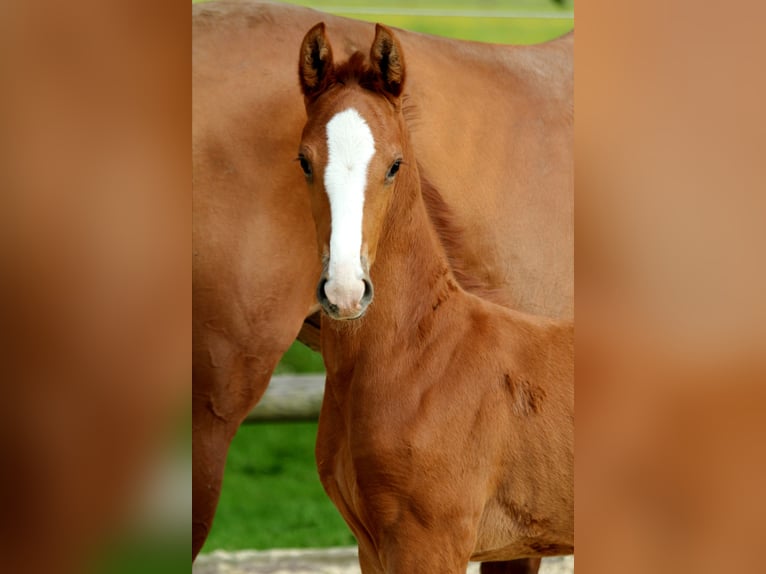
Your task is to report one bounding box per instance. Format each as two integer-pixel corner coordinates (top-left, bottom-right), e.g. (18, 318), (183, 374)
(378, 169), (459, 322)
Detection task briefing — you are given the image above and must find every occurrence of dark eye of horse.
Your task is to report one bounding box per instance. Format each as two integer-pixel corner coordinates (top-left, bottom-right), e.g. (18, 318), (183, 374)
(298, 155), (312, 177)
(386, 159), (401, 179)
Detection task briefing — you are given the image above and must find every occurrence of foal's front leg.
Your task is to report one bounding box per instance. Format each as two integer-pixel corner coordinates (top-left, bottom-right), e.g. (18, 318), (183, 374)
(377, 516), (475, 574)
(358, 543), (385, 574)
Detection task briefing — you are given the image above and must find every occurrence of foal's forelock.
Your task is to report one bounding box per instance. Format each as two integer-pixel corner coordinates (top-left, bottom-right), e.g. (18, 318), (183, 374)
(321, 107), (375, 314)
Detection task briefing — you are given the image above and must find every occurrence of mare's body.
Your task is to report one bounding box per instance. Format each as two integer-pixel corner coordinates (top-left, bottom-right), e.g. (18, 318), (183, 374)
(298, 24), (574, 573)
(193, 2), (573, 566)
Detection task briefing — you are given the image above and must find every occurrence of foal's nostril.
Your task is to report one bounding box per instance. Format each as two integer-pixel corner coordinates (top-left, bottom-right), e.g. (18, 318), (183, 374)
(361, 278), (374, 304)
(317, 277), (330, 305)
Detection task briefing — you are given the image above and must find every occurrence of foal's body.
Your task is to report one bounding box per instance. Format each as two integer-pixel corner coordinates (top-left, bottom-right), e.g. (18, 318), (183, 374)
(298, 24), (573, 572)
(317, 194), (574, 570)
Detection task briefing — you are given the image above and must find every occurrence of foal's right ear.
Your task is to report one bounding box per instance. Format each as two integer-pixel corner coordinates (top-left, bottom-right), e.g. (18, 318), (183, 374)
(299, 23), (335, 103)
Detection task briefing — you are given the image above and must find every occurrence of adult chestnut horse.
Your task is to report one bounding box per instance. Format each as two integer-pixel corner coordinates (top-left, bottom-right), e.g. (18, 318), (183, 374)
(193, 1), (572, 569)
(296, 22), (573, 572)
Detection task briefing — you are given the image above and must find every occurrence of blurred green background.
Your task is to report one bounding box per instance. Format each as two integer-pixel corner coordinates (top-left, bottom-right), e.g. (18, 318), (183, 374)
(197, 0), (573, 553)
(277, 0), (574, 44)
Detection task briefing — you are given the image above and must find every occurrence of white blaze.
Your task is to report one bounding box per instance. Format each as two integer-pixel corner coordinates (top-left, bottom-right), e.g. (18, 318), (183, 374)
(323, 108), (375, 311)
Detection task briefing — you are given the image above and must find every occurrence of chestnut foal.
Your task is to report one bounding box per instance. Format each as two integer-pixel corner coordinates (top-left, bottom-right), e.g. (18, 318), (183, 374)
(297, 23), (573, 573)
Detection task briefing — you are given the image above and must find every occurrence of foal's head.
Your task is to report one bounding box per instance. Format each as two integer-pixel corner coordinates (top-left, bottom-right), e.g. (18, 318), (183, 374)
(297, 23), (407, 320)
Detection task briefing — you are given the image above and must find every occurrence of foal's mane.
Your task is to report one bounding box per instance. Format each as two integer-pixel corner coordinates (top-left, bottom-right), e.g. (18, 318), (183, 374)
(332, 51), (506, 307)
(330, 52), (395, 100)
(418, 169), (507, 306)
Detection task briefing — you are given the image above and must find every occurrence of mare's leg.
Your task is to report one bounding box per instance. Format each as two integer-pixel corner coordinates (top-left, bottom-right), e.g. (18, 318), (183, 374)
(192, 378), (245, 558)
(191, 293), (314, 558)
(480, 558), (543, 574)
(191, 345), (277, 558)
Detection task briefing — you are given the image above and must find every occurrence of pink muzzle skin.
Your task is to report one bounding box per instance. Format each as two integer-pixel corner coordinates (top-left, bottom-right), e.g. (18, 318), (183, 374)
(316, 274), (374, 320)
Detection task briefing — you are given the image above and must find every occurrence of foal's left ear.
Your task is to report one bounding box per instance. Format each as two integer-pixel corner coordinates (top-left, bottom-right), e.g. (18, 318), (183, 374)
(370, 24), (405, 99)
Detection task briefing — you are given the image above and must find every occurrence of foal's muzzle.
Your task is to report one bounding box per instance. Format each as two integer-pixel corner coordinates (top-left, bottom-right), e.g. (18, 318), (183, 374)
(317, 275), (374, 320)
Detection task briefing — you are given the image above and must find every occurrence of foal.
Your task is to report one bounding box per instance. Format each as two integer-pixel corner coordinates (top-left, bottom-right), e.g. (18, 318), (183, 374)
(297, 24), (574, 573)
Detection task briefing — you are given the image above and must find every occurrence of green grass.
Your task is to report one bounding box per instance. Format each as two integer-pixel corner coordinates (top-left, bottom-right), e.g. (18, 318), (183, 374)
(274, 340), (325, 374)
(282, 0), (573, 44)
(197, 0), (573, 552)
(201, 422), (356, 551)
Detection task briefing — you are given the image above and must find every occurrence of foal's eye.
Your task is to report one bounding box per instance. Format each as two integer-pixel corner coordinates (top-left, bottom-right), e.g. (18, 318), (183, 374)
(386, 159), (402, 179)
(298, 155), (312, 177)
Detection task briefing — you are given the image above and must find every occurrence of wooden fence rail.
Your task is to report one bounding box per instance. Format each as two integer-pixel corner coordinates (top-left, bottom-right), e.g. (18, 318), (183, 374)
(244, 375), (325, 423)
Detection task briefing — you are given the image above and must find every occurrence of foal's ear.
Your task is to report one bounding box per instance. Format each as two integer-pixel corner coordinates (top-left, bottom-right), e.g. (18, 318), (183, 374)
(299, 22), (335, 102)
(370, 24), (405, 99)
